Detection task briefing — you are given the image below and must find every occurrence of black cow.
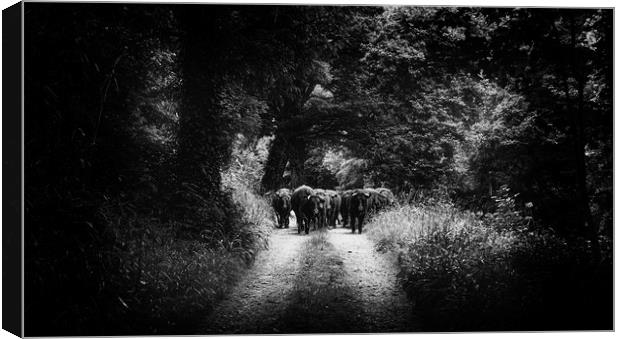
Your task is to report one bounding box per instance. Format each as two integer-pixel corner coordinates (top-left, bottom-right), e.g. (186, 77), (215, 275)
(314, 189), (331, 229)
(349, 189), (372, 234)
(302, 194), (326, 232)
(340, 190), (354, 228)
(326, 189), (341, 227)
(272, 188), (292, 228)
(292, 185), (323, 234)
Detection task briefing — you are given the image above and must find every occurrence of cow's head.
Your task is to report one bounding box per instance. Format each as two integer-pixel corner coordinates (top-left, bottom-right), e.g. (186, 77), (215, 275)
(306, 194), (325, 216)
(352, 190), (371, 212)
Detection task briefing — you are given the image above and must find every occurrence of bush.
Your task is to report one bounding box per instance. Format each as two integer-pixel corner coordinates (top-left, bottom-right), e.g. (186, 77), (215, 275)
(482, 185), (531, 232)
(24, 133), (275, 335)
(77, 169), (272, 335)
(366, 201), (612, 331)
(92, 176), (273, 335)
(98, 136), (274, 334)
(100, 205), (249, 334)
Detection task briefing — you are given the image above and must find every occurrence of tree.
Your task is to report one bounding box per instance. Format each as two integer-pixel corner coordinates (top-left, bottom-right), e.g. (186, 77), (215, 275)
(484, 8), (612, 254)
(259, 6), (378, 191)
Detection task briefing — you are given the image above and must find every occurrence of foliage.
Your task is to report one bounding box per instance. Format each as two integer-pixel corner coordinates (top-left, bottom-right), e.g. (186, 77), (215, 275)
(335, 158), (368, 189)
(482, 185), (533, 232)
(329, 7), (613, 240)
(366, 202), (612, 331)
(303, 146), (341, 189)
(222, 134), (273, 193)
(259, 7), (380, 190)
(103, 176), (271, 334)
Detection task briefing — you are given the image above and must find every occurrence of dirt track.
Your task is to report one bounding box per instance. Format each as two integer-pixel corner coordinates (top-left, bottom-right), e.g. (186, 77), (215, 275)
(201, 222), (418, 334)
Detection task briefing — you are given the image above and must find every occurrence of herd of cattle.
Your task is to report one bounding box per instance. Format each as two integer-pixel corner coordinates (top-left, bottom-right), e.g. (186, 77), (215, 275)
(266, 185), (396, 234)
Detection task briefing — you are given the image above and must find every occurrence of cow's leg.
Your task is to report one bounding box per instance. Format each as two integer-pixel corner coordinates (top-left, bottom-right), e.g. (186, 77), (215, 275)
(358, 215), (364, 234)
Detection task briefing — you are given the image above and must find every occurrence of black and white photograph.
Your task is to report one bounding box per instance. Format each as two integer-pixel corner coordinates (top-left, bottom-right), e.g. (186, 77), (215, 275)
(8, 1), (615, 336)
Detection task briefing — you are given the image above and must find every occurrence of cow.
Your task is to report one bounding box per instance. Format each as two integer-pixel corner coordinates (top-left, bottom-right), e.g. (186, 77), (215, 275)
(340, 190), (354, 228)
(314, 189), (331, 229)
(349, 189), (372, 234)
(302, 193), (326, 232)
(292, 185), (325, 234)
(272, 188), (292, 228)
(326, 189), (341, 227)
(291, 185), (313, 234)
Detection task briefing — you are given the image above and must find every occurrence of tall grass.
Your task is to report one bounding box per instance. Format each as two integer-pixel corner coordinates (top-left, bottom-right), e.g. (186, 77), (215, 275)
(366, 201), (612, 331)
(77, 137), (276, 335)
(95, 181), (273, 334)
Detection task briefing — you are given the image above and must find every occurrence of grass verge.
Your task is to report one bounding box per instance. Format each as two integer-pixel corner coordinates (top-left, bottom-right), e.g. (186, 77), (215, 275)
(30, 184), (276, 335)
(111, 185), (273, 334)
(366, 202), (612, 331)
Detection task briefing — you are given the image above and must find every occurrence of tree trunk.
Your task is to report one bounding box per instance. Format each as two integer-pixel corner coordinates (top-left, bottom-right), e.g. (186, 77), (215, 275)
(568, 15), (600, 262)
(288, 137), (307, 189)
(174, 7), (233, 231)
(177, 18), (223, 193)
(261, 134), (289, 192)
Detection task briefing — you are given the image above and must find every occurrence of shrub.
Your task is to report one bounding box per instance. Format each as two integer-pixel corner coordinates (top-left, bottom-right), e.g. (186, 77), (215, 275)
(366, 203), (518, 330)
(26, 133), (276, 335)
(366, 201), (612, 331)
(95, 179), (273, 334)
(100, 207), (250, 334)
(482, 185), (531, 232)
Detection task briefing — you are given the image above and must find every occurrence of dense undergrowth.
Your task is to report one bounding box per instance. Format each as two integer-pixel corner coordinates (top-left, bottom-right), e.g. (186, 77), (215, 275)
(100, 185), (272, 334)
(366, 191), (612, 331)
(103, 137), (274, 334)
(25, 135), (274, 335)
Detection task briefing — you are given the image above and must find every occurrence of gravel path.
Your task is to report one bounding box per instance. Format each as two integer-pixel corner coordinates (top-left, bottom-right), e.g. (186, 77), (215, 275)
(201, 223), (418, 334)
